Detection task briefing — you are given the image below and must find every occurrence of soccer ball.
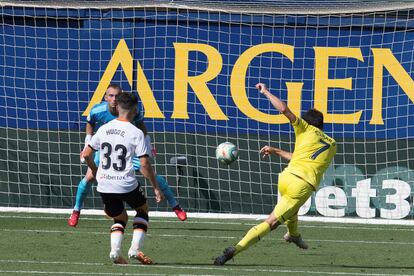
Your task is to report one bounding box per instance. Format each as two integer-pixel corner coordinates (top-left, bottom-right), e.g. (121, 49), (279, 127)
(216, 142), (238, 165)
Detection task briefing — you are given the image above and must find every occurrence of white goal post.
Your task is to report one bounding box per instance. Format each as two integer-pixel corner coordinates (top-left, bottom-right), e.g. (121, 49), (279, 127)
(0, 0), (413, 225)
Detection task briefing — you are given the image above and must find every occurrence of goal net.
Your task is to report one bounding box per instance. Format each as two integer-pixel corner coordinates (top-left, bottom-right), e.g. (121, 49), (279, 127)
(1, 0), (413, 223)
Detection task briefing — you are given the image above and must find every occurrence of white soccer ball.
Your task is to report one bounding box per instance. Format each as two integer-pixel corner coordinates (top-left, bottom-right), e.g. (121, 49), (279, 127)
(216, 142), (238, 165)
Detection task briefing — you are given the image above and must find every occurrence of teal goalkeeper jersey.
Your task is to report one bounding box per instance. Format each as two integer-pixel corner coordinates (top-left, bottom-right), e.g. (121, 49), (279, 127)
(86, 102), (144, 132)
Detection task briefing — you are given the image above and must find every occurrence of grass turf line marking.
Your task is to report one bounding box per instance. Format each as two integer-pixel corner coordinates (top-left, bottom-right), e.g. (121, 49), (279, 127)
(0, 260), (412, 276)
(0, 270), (168, 275)
(0, 214), (413, 232)
(1, 228), (413, 246)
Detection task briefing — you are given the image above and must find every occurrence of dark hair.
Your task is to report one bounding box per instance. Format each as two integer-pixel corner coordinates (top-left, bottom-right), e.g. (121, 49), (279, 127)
(107, 83), (122, 93)
(116, 92), (138, 111)
(302, 109), (324, 130)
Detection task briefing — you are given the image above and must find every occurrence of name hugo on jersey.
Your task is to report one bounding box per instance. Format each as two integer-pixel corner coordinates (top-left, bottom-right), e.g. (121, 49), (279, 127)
(106, 128), (125, 137)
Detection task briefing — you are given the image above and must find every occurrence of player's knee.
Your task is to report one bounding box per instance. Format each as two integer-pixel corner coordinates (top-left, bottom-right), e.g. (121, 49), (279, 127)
(133, 210), (149, 232)
(111, 220), (126, 233)
(135, 202), (148, 214)
(266, 213), (281, 230)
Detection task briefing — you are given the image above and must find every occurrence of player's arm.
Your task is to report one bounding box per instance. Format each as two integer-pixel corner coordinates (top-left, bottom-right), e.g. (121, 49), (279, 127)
(139, 155), (164, 203)
(256, 83), (297, 124)
(136, 120), (157, 157)
(260, 145), (292, 161)
(83, 145), (98, 176)
(80, 122), (95, 162)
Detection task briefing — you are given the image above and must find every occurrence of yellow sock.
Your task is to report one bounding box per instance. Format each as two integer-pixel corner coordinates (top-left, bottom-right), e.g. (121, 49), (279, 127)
(286, 217), (299, 237)
(235, 222), (271, 254)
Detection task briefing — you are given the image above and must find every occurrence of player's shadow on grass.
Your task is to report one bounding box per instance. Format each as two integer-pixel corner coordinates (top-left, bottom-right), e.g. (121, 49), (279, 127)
(192, 169), (221, 212)
(153, 226), (244, 233)
(150, 261), (283, 267)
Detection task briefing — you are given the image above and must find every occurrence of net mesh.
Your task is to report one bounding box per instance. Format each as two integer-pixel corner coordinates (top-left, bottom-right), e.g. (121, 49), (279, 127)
(0, 1), (413, 221)
(2, 0), (414, 13)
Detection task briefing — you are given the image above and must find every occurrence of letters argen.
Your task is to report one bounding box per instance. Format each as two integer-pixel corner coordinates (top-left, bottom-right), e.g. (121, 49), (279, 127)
(83, 39), (414, 125)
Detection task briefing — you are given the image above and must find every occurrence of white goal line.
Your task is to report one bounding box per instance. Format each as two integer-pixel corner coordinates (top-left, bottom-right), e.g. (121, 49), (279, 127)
(1, 207), (414, 226)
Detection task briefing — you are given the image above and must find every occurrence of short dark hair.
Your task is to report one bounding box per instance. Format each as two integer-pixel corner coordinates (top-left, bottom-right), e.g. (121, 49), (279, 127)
(302, 109), (324, 130)
(116, 92), (138, 111)
(107, 83), (122, 93)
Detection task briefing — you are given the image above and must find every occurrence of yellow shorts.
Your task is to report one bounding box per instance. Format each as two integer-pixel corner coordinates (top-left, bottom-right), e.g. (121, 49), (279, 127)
(274, 171), (313, 223)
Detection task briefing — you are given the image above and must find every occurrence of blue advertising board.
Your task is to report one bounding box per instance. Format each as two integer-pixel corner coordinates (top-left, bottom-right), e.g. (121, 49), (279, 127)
(0, 7), (413, 139)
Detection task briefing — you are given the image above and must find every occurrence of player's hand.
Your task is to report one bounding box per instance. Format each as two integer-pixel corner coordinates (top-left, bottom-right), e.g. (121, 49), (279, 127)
(256, 83), (268, 94)
(154, 188), (164, 203)
(260, 145), (274, 158)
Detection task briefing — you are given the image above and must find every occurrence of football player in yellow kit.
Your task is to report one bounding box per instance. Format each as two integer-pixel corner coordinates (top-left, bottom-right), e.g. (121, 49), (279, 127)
(214, 83), (337, 265)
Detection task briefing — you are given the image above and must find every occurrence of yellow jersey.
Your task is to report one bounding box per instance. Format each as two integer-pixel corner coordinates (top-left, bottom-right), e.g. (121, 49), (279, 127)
(285, 118), (337, 190)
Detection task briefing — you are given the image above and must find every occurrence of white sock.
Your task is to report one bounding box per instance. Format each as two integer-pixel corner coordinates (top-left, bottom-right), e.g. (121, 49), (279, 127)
(129, 229), (145, 255)
(110, 223), (124, 257)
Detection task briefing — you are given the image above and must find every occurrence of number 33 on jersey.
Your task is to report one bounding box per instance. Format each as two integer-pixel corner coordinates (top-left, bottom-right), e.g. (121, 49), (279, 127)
(89, 119), (148, 194)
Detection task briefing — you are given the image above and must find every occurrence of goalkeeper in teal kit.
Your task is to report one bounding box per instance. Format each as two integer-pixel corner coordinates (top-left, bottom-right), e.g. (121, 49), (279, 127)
(68, 84), (187, 226)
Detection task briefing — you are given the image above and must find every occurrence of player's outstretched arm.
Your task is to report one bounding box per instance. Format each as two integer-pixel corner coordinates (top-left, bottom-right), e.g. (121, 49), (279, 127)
(256, 83), (297, 124)
(139, 156), (164, 202)
(260, 145), (292, 161)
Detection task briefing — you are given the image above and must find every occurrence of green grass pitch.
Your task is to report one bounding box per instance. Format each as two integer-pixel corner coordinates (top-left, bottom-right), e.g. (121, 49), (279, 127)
(0, 212), (413, 275)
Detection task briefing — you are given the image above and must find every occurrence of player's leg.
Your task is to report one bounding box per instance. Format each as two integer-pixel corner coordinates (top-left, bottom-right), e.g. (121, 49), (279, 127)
(100, 192), (128, 264)
(156, 174), (187, 221)
(214, 191), (285, 266)
(218, 172), (290, 257)
(129, 204), (153, 264)
(124, 185), (153, 265)
(74, 175), (92, 211)
(68, 169), (95, 227)
(230, 190), (286, 255)
(283, 214), (308, 249)
(132, 156), (187, 221)
(235, 218), (275, 253)
(285, 214), (299, 236)
(277, 172), (313, 249)
(68, 152), (100, 227)
(214, 171), (289, 265)
(214, 213), (278, 265)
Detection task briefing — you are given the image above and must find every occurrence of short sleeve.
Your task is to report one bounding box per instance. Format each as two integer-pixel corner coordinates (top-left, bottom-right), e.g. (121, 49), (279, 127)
(134, 130), (148, 157)
(87, 112), (96, 125)
(88, 130), (101, 150)
(87, 104), (100, 125)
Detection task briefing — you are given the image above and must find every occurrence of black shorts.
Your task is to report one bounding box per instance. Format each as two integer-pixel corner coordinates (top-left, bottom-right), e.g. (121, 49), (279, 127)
(100, 185), (147, 217)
